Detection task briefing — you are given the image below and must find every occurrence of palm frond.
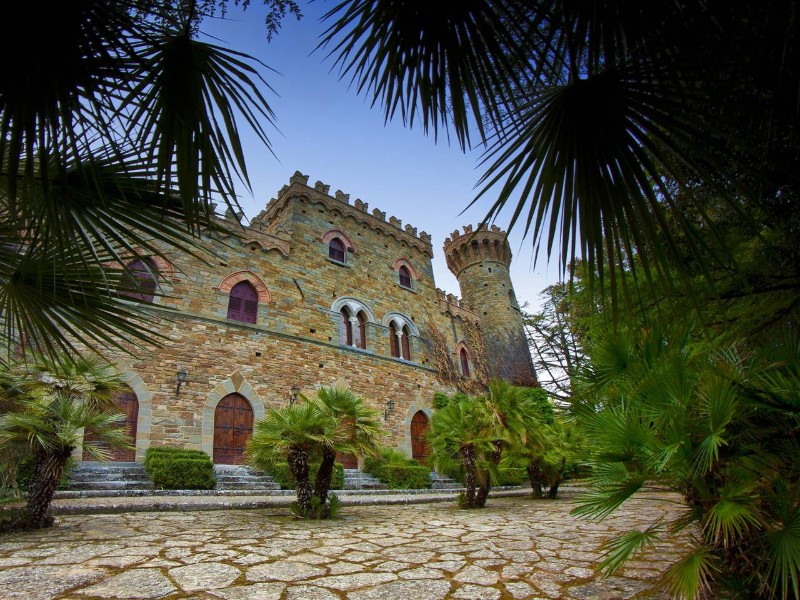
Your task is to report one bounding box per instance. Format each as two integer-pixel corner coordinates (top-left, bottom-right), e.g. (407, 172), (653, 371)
(765, 507), (800, 600)
(599, 523), (661, 576)
(660, 545), (718, 600)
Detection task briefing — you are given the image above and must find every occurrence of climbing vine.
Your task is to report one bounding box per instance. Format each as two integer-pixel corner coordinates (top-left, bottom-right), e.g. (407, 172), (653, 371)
(424, 316), (487, 395)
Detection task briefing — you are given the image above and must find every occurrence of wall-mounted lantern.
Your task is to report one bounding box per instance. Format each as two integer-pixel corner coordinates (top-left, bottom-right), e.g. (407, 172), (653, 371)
(176, 369), (188, 394)
(290, 385), (300, 406)
(384, 399), (395, 421)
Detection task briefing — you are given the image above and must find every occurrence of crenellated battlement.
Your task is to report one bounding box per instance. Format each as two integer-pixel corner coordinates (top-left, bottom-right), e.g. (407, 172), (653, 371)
(264, 171), (433, 248)
(443, 223), (512, 278)
(435, 288), (480, 324)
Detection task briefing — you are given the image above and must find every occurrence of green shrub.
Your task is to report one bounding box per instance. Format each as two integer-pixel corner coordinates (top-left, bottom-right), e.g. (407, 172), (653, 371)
(379, 465), (431, 489)
(267, 462), (344, 490)
(144, 446), (210, 470)
(495, 467), (526, 486)
(143, 447), (215, 490)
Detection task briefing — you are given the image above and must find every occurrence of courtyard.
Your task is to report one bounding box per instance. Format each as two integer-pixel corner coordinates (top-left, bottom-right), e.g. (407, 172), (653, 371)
(0, 493), (689, 600)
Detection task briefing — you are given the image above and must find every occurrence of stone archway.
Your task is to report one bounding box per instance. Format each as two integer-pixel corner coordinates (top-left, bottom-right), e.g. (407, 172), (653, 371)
(213, 393), (254, 464)
(202, 371), (265, 461)
(410, 411), (431, 465)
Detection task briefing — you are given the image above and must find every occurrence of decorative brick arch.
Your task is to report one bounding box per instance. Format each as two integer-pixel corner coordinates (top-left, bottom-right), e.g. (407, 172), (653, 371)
(382, 312), (419, 336)
(202, 371), (266, 459)
(455, 340), (472, 361)
(322, 229), (357, 253)
(391, 258), (419, 280)
(330, 297), (376, 323)
(215, 271), (271, 303)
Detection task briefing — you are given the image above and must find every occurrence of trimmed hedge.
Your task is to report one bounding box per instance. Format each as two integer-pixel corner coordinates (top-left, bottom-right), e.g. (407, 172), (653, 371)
(266, 462), (344, 490)
(144, 447), (215, 490)
(363, 448), (431, 489)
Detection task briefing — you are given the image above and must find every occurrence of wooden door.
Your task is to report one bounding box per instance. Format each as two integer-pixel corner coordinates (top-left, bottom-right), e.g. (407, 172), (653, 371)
(411, 411), (430, 465)
(83, 389), (138, 462)
(336, 452), (358, 469)
(213, 394), (254, 464)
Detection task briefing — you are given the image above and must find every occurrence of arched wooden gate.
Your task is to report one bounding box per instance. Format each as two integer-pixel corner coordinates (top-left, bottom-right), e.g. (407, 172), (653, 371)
(213, 393), (254, 464)
(411, 410), (430, 465)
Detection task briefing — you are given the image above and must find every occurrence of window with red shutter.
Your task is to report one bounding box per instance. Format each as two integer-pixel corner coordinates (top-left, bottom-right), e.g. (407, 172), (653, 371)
(399, 265), (412, 288)
(389, 322), (400, 357)
(120, 259), (157, 302)
(401, 326), (411, 360)
(329, 238), (346, 263)
(357, 311), (367, 349)
(228, 281), (258, 323)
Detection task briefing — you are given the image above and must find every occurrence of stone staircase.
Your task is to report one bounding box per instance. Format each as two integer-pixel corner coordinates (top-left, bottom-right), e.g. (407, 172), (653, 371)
(343, 468), (388, 490)
(64, 462), (153, 492)
(429, 472), (461, 490)
(213, 465), (280, 491)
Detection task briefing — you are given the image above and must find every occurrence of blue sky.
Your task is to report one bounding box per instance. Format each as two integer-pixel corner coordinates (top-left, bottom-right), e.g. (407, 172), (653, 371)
(201, 3), (561, 310)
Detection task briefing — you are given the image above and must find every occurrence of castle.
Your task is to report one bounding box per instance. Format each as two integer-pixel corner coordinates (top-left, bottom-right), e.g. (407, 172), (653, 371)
(87, 172), (536, 467)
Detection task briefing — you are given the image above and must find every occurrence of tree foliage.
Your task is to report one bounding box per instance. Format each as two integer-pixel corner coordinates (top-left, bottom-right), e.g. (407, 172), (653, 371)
(320, 1), (799, 306)
(0, 0), (296, 363)
(0, 355), (130, 529)
(572, 325), (800, 599)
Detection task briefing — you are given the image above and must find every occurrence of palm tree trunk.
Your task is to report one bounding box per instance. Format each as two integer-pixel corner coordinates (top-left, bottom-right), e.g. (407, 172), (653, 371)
(287, 446), (312, 517)
(460, 445), (477, 508)
(314, 446), (336, 516)
(527, 459), (543, 499)
(25, 448), (70, 528)
(476, 441), (503, 508)
(547, 457), (566, 499)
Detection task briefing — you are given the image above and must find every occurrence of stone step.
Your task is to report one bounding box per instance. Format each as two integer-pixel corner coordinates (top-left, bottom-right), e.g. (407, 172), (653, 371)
(218, 481), (281, 490)
(67, 480), (154, 491)
(213, 465), (280, 492)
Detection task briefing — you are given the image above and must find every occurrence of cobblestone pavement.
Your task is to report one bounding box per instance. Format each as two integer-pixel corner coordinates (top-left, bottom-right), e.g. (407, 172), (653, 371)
(0, 493), (690, 599)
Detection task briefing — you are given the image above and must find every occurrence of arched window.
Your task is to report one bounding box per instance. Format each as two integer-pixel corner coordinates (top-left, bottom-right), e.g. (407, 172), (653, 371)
(460, 348), (471, 377)
(227, 281), (258, 323)
(329, 238), (346, 263)
(398, 265), (412, 288)
(401, 325), (411, 360)
(120, 258), (157, 302)
(389, 322), (400, 358)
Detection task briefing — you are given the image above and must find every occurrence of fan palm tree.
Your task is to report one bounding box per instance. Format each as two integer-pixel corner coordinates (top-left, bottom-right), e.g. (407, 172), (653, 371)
(247, 402), (339, 518)
(0, 0), (296, 363)
(572, 326), (800, 599)
(0, 355), (131, 528)
(311, 386), (382, 510)
(428, 395), (494, 509)
(474, 379), (528, 506)
(320, 1), (799, 307)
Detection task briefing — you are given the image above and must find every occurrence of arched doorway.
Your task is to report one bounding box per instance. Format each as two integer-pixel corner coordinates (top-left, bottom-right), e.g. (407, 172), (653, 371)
(213, 393), (254, 464)
(83, 388), (139, 462)
(411, 411), (430, 465)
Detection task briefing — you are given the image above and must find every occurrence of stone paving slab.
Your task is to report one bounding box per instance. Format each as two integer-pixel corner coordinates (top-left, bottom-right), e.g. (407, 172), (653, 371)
(0, 494), (691, 599)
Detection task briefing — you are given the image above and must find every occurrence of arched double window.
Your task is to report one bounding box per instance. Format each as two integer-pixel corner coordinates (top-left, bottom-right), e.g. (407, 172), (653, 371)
(389, 322), (412, 360)
(227, 281), (259, 323)
(333, 298), (373, 350)
(119, 258), (157, 302)
(341, 307), (368, 349)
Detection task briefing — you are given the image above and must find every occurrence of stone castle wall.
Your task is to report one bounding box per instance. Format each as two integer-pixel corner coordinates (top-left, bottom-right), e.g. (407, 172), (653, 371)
(89, 172), (535, 464)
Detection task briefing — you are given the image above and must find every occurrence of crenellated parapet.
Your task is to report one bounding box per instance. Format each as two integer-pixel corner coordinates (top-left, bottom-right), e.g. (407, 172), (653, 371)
(262, 171), (433, 257)
(444, 224), (512, 278)
(436, 288), (480, 324)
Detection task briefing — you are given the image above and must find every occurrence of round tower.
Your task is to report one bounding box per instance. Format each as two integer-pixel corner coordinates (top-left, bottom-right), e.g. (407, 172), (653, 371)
(444, 225), (537, 386)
